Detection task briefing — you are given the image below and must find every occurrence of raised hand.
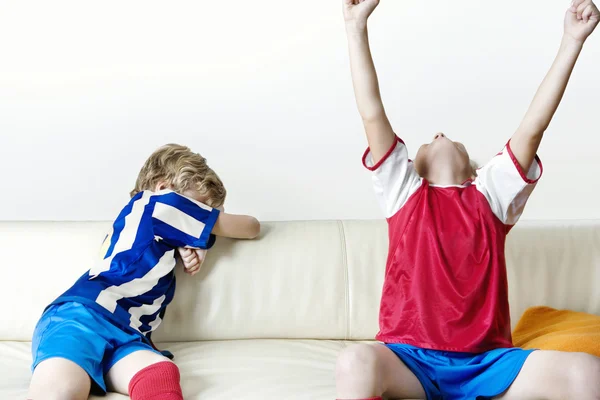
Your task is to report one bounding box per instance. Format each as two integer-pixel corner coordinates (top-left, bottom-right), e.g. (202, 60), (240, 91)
(566, 0), (599, 42)
(343, 0), (380, 30)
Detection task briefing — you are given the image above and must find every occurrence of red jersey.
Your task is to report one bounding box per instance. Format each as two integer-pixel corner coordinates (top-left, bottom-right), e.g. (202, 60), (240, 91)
(364, 137), (542, 353)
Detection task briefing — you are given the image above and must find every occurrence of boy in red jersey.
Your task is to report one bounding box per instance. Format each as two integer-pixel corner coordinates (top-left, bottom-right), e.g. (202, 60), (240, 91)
(337, 0), (600, 399)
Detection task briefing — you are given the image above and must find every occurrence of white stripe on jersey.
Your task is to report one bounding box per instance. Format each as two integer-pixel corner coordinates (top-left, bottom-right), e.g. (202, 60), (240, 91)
(129, 294), (166, 332)
(95, 249), (176, 313)
(153, 202), (208, 240)
(147, 312), (163, 333)
(89, 191), (153, 278)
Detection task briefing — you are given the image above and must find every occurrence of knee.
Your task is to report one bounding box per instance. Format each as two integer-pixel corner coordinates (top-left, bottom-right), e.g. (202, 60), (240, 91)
(565, 353), (600, 399)
(29, 382), (88, 400)
(129, 361), (182, 400)
(335, 344), (381, 384)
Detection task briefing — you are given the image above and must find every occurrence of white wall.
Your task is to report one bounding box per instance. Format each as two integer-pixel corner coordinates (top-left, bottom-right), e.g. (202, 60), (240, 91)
(1, 0), (598, 221)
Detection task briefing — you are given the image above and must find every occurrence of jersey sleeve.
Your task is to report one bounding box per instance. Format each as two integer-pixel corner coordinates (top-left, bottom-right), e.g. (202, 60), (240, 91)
(363, 137), (423, 218)
(474, 142), (543, 226)
(150, 191), (220, 249)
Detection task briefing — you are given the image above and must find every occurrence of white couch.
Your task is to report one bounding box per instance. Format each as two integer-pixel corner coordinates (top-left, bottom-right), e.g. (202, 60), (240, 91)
(1, 220), (600, 399)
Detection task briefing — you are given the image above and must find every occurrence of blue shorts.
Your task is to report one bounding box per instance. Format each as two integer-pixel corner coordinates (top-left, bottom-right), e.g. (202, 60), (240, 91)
(32, 302), (162, 394)
(386, 343), (535, 400)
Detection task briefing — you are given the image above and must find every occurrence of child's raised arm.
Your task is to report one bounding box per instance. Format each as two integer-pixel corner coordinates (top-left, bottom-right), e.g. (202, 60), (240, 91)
(510, 0), (598, 171)
(344, 0), (395, 164)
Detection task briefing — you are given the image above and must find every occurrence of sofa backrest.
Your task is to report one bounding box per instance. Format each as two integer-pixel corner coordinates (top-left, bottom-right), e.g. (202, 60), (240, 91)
(1, 220), (599, 342)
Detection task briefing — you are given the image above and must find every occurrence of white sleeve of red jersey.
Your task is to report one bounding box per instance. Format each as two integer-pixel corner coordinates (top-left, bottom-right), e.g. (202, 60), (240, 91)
(363, 137), (423, 218)
(474, 142), (543, 226)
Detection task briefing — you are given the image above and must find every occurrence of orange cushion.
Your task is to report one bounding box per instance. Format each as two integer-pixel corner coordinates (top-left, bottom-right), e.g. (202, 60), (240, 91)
(512, 306), (600, 357)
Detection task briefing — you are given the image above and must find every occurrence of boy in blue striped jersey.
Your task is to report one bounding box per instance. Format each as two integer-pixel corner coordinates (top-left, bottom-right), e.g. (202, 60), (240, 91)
(28, 144), (260, 400)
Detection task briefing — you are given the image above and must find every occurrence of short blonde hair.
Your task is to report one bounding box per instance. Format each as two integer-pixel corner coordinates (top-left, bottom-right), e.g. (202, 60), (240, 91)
(130, 144), (226, 208)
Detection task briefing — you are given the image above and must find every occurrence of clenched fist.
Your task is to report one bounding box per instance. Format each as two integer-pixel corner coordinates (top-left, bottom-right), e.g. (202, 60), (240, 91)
(343, 0), (380, 30)
(566, 0), (599, 42)
(177, 247), (207, 277)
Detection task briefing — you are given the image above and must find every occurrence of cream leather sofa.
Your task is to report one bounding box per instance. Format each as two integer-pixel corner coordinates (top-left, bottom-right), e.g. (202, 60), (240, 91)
(1, 220), (599, 399)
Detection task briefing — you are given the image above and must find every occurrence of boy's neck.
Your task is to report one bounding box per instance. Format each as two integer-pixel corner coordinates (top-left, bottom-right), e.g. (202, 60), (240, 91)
(427, 169), (467, 186)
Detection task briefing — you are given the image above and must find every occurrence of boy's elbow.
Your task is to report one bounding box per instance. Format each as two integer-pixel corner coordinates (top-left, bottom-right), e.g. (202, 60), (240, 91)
(361, 108), (387, 125)
(247, 218), (261, 239)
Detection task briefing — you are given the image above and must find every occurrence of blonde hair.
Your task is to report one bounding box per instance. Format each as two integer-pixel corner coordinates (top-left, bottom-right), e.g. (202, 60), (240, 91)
(130, 144), (226, 208)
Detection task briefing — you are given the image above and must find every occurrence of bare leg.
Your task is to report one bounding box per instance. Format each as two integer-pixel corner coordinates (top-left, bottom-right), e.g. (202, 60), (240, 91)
(335, 343), (426, 399)
(28, 358), (91, 400)
(494, 350), (600, 400)
(105, 350), (174, 395)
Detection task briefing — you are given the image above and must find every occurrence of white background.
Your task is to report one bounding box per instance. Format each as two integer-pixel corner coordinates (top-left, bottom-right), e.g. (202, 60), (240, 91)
(1, 0), (598, 221)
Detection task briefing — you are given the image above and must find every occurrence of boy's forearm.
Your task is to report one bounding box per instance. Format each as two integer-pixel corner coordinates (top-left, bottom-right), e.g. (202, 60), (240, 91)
(213, 213), (260, 240)
(518, 35), (584, 136)
(346, 24), (387, 122)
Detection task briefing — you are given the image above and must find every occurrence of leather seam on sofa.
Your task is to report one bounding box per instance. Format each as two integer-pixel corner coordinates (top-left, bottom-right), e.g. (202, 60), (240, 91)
(337, 220), (350, 340)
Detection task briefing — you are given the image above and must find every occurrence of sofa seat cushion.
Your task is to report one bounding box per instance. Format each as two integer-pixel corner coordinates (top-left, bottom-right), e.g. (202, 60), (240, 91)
(0, 339), (345, 399)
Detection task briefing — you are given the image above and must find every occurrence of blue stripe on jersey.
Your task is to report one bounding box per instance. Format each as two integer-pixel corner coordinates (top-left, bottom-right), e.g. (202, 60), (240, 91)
(50, 190), (219, 338)
(127, 273), (177, 334)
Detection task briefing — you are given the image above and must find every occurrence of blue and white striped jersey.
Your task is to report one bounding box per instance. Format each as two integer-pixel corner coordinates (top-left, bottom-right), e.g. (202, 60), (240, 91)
(51, 189), (220, 338)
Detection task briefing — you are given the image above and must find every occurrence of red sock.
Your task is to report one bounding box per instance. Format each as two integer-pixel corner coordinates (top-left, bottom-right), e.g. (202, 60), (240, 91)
(336, 398), (382, 400)
(129, 361), (183, 400)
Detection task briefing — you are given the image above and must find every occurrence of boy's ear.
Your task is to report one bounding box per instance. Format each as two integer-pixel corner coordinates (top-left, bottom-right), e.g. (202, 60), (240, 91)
(470, 160), (479, 178)
(155, 182), (170, 191)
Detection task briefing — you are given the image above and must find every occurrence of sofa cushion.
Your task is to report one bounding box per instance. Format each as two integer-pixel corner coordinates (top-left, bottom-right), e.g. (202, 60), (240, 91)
(3, 221), (600, 343)
(0, 339), (344, 400)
